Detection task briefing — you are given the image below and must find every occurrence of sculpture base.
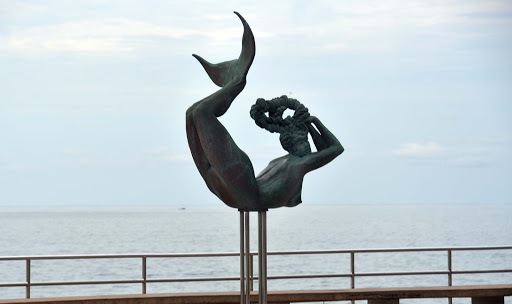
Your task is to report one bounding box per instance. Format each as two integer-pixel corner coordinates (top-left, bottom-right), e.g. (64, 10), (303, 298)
(240, 210), (268, 304)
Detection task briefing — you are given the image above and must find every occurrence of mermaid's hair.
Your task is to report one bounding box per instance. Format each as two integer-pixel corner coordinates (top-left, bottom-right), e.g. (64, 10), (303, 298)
(250, 95), (310, 155)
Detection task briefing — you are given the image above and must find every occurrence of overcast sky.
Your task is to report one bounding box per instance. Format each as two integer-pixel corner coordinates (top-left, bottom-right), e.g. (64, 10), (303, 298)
(1, 0), (511, 207)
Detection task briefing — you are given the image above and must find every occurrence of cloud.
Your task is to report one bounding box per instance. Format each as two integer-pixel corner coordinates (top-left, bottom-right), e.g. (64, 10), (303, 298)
(392, 140), (500, 167)
(162, 154), (193, 163)
(62, 149), (92, 165)
(447, 144), (498, 168)
(144, 148), (192, 163)
(450, 155), (493, 168)
(0, 153), (8, 166)
(2, 17), (253, 57)
(253, 1), (512, 55)
(62, 149), (91, 157)
(3, 1), (511, 59)
(5, 19), (191, 54)
(393, 141), (445, 157)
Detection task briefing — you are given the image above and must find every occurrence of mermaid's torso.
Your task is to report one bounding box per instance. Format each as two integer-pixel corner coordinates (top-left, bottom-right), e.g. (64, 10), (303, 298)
(256, 155), (305, 209)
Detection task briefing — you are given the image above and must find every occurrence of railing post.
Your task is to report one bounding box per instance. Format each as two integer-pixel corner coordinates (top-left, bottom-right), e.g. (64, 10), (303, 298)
(448, 249), (452, 304)
(448, 249), (452, 286)
(350, 252), (355, 289)
(26, 258), (31, 299)
(351, 252), (355, 304)
(142, 256), (147, 294)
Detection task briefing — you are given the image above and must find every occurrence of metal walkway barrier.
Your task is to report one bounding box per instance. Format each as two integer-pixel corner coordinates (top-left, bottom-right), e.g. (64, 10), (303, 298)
(1, 245), (511, 300)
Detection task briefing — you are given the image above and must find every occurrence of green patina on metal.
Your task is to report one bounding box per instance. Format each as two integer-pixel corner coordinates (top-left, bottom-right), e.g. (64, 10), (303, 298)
(186, 12), (343, 211)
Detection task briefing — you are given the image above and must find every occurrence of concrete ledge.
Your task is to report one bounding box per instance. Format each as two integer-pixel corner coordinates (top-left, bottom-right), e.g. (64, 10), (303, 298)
(0, 284), (511, 304)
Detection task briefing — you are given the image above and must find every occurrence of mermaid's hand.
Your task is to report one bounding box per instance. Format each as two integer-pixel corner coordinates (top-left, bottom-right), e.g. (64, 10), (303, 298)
(305, 115), (317, 125)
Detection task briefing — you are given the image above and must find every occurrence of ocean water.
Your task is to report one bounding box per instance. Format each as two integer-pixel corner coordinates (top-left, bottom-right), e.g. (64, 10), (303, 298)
(0, 204), (511, 303)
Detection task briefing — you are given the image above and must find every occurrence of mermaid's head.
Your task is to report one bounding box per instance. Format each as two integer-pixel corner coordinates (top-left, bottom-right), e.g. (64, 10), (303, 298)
(250, 95), (311, 157)
(279, 122), (310, 157)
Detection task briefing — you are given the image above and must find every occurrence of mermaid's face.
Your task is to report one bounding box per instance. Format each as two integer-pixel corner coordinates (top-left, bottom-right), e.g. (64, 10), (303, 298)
(291, 140), (311, 157)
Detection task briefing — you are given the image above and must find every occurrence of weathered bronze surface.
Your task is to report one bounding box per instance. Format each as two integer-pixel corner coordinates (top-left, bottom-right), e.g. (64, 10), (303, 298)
(186, 12), (343, 211)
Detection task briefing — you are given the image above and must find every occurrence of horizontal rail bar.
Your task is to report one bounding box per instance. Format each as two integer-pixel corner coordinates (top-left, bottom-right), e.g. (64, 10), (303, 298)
(3, 268), (510, 289)
(148, 276), (240, 283)
(266, 246), (512, 255)
(269, 269), (512, 280)
(0, 282), (28, 287)
(1, 245), (511, 301)
(356, 271), (449, 277)
(453, 269), (512, 275)
(0, 253), (240, 261)
(266, 270), (492, 280)
(1, 245), (511, 261)
(31, 279), (144, 286)
(268, 273), (352, 280)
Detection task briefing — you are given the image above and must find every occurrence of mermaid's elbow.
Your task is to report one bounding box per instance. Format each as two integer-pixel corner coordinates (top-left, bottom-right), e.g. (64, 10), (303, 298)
(335, 143), (344, 156)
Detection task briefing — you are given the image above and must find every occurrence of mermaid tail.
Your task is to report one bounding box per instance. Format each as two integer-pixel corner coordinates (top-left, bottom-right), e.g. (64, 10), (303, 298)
(192, 12), (255, 87)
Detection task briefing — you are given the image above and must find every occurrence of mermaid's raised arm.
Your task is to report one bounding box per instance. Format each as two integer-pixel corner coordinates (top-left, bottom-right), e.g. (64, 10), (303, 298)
(192, 12), (255, 87)
(300, 116), (343, 173)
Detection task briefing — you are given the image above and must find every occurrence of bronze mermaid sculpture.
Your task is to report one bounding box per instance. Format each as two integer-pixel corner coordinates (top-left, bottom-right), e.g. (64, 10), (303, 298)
(186, 12), (343, 211)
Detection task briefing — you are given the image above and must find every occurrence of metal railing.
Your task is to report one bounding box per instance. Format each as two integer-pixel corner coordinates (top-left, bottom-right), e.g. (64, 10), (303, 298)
(1, 245), (511, 299)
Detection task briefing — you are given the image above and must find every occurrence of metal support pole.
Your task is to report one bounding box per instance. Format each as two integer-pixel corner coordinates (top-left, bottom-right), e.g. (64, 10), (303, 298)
(240, 211), (246, 304)
(250, 254), (254, 291)
(241, 210), (268, 304)
(245, 212), (251, 304)
(258, 214), (262, 295)
(258, 211), (267, 304)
